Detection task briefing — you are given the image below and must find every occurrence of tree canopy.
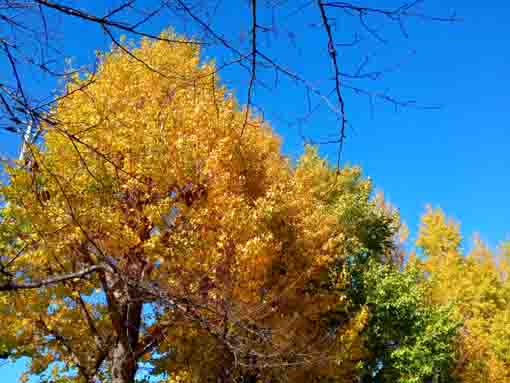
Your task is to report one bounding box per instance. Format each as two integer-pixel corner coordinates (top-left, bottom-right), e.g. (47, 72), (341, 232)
(0, 30), (508, 383)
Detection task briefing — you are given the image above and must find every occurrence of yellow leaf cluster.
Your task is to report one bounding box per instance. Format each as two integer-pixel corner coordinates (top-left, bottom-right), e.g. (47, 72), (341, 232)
(0, 30), (398, 382)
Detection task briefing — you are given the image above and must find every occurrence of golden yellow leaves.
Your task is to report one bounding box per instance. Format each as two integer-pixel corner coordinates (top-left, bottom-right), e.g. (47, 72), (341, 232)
(415, 208), (510, 383)
(416, 205), (462, 258)
(0, 28), (405, 383)
(167, 369), (195, 383)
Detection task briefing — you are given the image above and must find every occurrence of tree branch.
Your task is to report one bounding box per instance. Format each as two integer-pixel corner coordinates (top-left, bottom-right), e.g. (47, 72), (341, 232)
(317, 0), (346, 169)
(34, 0), (202, 45)
(0, 264), (105, 291)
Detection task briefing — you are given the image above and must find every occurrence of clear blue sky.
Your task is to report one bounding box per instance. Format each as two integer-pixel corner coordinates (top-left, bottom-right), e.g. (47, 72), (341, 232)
(1, 1), (509, 380)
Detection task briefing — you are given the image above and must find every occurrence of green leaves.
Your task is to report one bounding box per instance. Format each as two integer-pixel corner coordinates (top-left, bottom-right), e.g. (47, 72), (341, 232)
(359, 261), (460, 383)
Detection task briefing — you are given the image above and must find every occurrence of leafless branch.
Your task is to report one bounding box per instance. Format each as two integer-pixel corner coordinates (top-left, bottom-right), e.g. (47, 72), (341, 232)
(34, 0), (203, 45)
(317, 0), (347, 169)
(0, 264), (106, 291)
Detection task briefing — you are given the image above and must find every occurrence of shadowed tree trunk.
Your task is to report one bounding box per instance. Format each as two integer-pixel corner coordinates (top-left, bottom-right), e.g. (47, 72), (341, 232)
(104, 271), (143, 383)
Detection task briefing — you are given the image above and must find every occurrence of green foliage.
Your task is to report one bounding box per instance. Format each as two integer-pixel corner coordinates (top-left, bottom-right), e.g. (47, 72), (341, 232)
(359, 261), (460, 383)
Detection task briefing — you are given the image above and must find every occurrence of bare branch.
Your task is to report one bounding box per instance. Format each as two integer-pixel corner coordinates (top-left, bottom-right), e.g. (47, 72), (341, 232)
(241, 0), (258, 138)
(317, 0), (346, 168)
(34, 0), (203, 45)
(0, 264), (105, 291)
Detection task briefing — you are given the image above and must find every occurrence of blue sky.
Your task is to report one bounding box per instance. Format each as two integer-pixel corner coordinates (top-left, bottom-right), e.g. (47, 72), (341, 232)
(1, 1), (509, 380)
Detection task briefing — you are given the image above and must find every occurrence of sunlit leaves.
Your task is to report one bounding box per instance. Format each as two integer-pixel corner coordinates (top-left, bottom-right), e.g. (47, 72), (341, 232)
(0, 29), (404, 383)
(416, 207), (510, 383)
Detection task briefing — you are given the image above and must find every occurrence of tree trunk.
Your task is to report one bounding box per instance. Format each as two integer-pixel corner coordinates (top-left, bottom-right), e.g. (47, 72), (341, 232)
(111, 339), (138, 383)
(103, 269), (143, 383)
(217, 343), (234, 383)
(110, 297), (142, 383)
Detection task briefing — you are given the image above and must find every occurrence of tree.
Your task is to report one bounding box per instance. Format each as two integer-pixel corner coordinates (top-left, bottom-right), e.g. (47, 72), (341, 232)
(0, 31), (400, 383)
(416, 207), (510, 383)
(359, 260), (459, 383)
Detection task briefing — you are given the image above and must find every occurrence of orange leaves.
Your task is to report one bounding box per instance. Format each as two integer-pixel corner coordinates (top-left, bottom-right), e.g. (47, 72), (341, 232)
(0, 29), (403, 383)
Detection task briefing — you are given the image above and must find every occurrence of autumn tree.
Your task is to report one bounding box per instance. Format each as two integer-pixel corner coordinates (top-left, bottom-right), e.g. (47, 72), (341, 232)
(0, 31), (404, 383)
(416, 207), (510, 383)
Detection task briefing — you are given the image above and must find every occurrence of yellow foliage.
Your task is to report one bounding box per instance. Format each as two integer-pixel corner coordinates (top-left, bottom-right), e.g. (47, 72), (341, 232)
(0, 30), (397, 382)
(416, 207), (510, 383)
